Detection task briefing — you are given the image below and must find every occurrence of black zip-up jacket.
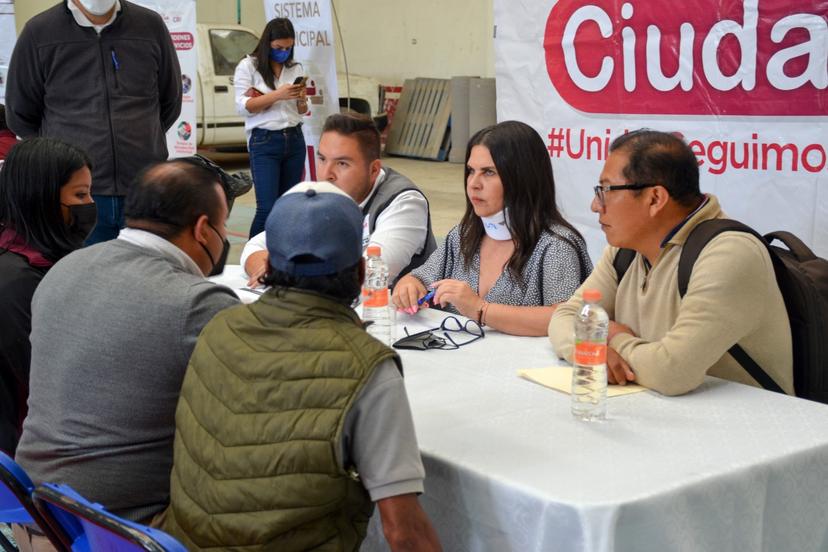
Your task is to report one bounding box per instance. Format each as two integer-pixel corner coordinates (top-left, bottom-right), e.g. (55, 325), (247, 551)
(6, 1), (181, 196)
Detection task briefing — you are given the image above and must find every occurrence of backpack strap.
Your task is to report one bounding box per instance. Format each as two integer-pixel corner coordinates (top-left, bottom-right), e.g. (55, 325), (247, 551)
(612, 248), (636, 282)
(677, 219), (759, 297)
(678, 219), (785, 394)
(765, 231), (817, 262)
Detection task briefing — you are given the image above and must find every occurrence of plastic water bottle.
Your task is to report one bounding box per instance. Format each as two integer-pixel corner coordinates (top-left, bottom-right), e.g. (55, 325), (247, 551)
(571, 288), (609, 421)
(362, 245), (392, 346)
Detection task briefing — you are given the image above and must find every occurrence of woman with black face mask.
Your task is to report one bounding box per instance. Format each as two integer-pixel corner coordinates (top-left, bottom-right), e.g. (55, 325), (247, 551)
(0, 137), (95, 455)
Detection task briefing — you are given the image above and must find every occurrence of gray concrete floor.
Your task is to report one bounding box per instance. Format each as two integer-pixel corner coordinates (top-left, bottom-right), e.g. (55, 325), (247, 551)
(212, 152), (467, 265)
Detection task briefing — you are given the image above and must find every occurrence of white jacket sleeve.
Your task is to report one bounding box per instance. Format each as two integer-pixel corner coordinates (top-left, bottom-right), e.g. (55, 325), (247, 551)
(367, 190), (429, 281)
(239, 231), (267, 275)
(233, 57), (256, 116)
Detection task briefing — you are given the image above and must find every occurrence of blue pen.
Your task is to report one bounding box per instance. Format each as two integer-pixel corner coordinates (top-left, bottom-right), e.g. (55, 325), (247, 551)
(418, 289), (435, 306)
(111, 49), (120, 71)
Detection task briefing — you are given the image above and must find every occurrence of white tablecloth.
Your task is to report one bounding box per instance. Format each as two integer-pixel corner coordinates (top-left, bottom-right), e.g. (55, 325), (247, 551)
(360, 308), (828, 551)
(211, 267), (828, 551)
(209, 264), (262, 303)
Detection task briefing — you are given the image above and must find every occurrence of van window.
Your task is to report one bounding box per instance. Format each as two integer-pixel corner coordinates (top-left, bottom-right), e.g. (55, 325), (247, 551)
(210, 29), (260, 76)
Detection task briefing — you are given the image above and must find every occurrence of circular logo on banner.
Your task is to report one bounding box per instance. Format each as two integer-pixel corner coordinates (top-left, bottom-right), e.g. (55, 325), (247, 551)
(181, 74), (192, 95)
(543, 0), (827, 115)
(177, 121), (192, 141)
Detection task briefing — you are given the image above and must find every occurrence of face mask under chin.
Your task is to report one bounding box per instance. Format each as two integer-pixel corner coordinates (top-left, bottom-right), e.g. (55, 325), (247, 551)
(480, 208), (512, 241)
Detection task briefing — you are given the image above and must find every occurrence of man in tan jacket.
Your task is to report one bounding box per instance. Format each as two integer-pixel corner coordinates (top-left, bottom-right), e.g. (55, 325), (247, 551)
(548, 130), (793, 396)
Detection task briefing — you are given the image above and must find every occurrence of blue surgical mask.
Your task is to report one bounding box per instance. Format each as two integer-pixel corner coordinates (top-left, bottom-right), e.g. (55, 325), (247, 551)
(269, 48), (291, 64)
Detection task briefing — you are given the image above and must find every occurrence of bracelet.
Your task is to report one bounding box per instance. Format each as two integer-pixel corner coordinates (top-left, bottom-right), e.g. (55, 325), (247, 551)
(477, 300), (489, 326)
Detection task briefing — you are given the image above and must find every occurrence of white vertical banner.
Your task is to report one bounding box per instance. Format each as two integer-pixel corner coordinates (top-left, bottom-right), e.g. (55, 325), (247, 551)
(495, 0), (828, 261)
(0, 0), (15, 105)
(133, 0), (197, 158)
(264, 1), (339, 180)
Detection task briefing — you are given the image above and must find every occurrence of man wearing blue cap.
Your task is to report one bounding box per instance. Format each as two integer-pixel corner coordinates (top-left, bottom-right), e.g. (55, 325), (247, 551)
(163, 182), (442, 552)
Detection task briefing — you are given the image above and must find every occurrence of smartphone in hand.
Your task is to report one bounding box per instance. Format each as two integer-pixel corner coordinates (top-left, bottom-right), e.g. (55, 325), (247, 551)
(293, 76), (309, 87)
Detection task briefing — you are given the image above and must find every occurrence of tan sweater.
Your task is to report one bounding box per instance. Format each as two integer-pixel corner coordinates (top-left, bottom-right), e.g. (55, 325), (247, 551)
(548, 195), (794, 396)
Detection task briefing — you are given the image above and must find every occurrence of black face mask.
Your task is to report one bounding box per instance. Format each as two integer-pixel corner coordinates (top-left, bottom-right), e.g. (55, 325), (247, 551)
(62, 203), (98, 245)
(201, 222), (230, 277)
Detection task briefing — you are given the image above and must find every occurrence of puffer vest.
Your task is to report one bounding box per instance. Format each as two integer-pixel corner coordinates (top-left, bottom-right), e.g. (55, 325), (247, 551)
(163, 287), (400, 551)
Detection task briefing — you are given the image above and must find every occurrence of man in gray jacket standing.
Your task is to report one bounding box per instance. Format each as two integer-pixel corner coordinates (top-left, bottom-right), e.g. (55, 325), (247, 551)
(5, 0), (181, 244)
(13, 161), (238, 550)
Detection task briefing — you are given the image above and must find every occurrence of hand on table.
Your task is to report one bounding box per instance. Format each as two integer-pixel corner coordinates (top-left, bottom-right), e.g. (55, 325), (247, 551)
(432, 279), (482, 320)
(607, 347), (636, 385)
(392, 275), (429, 314)
(244, 251), (269, 287)
(605, 321), (636, 384)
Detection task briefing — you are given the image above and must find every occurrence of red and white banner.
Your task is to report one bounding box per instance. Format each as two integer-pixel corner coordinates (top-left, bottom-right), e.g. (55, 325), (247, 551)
(133, 0), (198, 158)
(0, 0), (15, 105)
(495, 0), (828, 260)
(264, 0), (339, 180)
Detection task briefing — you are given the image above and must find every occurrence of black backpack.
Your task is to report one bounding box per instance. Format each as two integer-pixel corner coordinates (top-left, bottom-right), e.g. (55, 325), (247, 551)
(613, 220), (828, 402)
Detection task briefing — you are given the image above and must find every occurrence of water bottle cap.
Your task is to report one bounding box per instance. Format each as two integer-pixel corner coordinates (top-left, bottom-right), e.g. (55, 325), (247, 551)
(366, 245), (382, 257)
(582, 288), (602, 302)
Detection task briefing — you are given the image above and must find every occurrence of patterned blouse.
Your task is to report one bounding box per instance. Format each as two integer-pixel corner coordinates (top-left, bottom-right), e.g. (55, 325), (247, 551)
(409, 224), (593, 311)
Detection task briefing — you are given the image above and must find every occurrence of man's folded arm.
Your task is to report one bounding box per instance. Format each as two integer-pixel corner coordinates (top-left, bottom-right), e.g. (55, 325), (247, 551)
(611, 234), (771, 396)
(548, 245), (620, 361)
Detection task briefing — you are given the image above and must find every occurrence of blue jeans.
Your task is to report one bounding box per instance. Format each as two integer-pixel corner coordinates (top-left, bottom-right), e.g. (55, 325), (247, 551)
(248, 126), (306, 237)
(85, 195), (125, 245)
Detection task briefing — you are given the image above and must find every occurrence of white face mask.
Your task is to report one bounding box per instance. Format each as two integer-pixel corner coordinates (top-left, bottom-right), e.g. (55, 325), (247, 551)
(77, 0), (117, 16)
(480, 208), (512, 241)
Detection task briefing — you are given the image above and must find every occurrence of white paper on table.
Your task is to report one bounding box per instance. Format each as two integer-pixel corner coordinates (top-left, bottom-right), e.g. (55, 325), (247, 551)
(518, 367), (647, 397)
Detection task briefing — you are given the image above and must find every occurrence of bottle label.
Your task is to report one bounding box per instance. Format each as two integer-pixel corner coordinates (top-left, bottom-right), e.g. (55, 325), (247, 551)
(364, 289), (389, 307)
(574, 341), (607, 365)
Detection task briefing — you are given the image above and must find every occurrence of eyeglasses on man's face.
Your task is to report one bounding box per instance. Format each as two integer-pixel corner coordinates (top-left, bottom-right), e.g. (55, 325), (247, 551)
(593, 183), (656, 208)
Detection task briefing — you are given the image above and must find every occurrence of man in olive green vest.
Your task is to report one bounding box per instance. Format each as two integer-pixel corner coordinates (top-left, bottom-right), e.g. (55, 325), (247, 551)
(163, 181), (441, 551)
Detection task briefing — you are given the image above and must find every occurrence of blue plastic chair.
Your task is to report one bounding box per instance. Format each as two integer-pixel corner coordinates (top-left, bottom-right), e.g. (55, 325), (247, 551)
(0, 451), (68, 551)
(32, 483), (186, 552)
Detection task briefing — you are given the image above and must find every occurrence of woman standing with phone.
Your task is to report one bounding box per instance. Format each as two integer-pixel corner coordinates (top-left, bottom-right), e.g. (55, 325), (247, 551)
(234, 17), (308, 237)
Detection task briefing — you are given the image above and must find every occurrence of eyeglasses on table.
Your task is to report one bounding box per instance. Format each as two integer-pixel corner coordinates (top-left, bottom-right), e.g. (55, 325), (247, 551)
(394, 315), (485, 350)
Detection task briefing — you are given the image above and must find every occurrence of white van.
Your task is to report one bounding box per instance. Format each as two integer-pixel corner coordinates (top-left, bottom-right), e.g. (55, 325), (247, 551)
(196, 23), (386, 152)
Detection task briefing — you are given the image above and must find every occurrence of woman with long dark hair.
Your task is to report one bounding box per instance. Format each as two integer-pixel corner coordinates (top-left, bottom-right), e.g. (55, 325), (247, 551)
(0, 138), (95, 454)
(234, 17), (308, 237)
(392, 120), (592, 336)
